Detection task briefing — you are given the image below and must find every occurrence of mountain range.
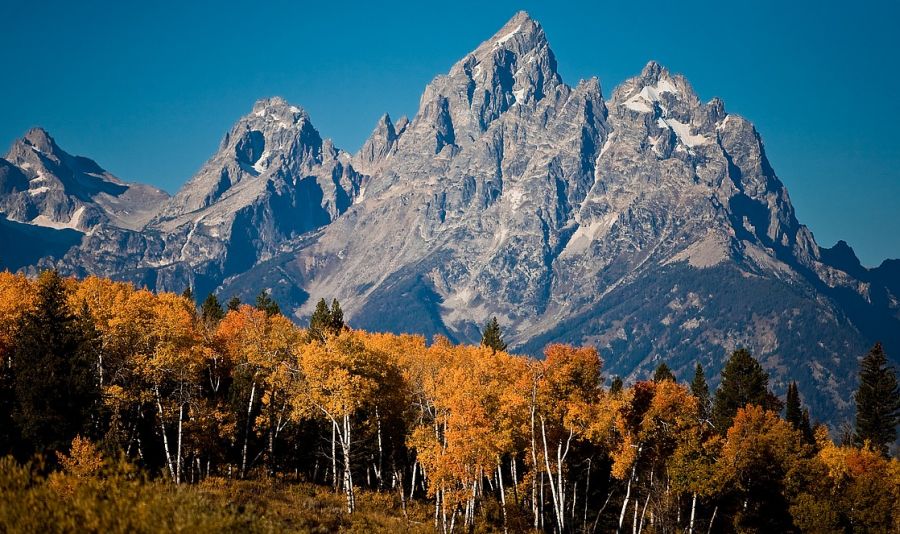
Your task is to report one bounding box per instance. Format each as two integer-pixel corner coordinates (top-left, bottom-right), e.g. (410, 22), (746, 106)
(2, 11), (897, 424)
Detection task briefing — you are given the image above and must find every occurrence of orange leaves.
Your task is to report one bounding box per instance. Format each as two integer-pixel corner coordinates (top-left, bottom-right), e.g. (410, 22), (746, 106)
(0, 271), (34, 363)
(718, 405), (807, 491)
(291, 331), (380, 422)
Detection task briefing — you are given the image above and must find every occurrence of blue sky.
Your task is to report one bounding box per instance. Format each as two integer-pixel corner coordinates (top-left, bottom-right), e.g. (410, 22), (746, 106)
(1, 0), (897, 265)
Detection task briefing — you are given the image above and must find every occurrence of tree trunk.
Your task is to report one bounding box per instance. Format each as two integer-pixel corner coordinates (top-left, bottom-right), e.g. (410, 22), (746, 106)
(637, 472), (652, 534)
(540, 416), (565, 533)
(341, 414), (355, 513)
(617, 469), (634, 533)
(409, 460), (418, 501)
(707, 505), (718, 534)
(689, 492), (697, 534)
(375, 405), (383, 489)
(510, 456), (519, 505)
(583, 458), (591, 532)
(176, 402), (184, 484)
(497, 458), (508, 534)
(154, 386), (175, 483)
(241, 381), (256, 478)
(332, 420), (339, 491)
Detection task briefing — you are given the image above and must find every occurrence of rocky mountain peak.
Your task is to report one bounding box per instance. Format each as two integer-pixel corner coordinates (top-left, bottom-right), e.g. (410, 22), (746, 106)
(20, 127), (57, 155)
(249, 97), (310, 126)
(353, 113), (400, 174)
(402, 12), (563, 156)
(612, 61), (701, 117)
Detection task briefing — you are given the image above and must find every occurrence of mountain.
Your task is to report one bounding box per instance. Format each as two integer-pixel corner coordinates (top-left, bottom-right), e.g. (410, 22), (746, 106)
(1, 11), (897, 424)
(16, 97), (365, 297)
(0, 127), (168, 232)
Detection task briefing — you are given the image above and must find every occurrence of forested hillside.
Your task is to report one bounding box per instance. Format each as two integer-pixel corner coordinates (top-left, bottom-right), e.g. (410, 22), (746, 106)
(1, 271), (898, 532)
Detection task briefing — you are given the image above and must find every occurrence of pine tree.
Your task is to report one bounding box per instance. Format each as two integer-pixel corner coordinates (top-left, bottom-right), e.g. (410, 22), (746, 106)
(785, 382), (802, 426)
(480, 317), (507, 353)
(308, 298), (332, 342)
(226, 296), (241, 312)
(711, 348), (781, 432)
(181, 286), (194, 303)
(329, 299), (345, 333)
(784, 381), (814, 443)
(653, 362), (675, 382)
(690, 362), (711, 420)
(853, 342), (900, 454)
(11, 271), (100, 456)
(610, 376), (624, 395)
(201, 293), (225, 325)
(255, 290), (281, 317)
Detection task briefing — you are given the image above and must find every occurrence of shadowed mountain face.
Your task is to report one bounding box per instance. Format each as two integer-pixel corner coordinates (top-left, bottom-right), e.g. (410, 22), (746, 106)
(1, 11), (897, 424)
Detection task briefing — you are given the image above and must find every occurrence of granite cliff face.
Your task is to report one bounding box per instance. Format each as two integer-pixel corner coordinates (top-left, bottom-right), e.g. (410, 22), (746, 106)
(1, 11), (897, 422)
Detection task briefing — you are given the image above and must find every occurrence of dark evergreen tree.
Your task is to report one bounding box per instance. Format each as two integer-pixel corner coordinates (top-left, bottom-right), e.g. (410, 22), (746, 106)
(785, 382), (802, 426)
(181, 286), (194, 303)
(690, 363), (711, 420)
(610, 376), (624, 395)
(480, 317), (507, 353)
(853, 342), (900, 455)
(308, 298), (331, 342)
(255, 290), (281, 317)
(784, 381), (814, 443)
(711, 348), (782, 432)
(329, 299), (345, 333)
(201, 293), (225, 325)
(226, 296), (241, 312)
(11, 271), (100, 457)
(653, 362), (675, 382)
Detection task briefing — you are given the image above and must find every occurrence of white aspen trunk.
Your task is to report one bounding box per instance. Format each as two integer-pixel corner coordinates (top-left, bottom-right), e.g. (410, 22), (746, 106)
(410, 461), (419, 501)
(617, 469), (634, 533)
(154, 386), (176, 483)
(510, 456), (519, 505)
(332, 420), (339, 491)
(572, 480), (578, 525)
(375, 405), (383, 489)
(540, 417), (563, 533)
(435, 487), (441, 532)
(342, 414), (355, 513)
(583, 458), (591, 532)
(637, 474), (652, 534)
(176, 403), (184, 484)
(497, 458), (508, 534)
(557, 437), (566, 532)
(689, 492), (697, 534)
(540, 471), (546, 531)
(241, 381), (256, 478)
(707, 505), (718, 534)
(632, 492), (639, 534)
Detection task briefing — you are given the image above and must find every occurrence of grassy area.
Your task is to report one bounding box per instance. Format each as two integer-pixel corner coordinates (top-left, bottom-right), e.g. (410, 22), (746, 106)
(0, 458), (439, 533)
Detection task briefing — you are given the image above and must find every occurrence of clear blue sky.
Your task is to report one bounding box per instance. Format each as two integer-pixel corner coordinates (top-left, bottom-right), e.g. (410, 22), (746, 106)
(1, 0), (897, 265)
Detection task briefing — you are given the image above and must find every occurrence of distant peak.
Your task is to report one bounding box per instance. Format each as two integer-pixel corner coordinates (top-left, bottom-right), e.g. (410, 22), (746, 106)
(22, 127), (57, 153)
(487, 11), (542, 48)
(250, 97), (308, 121)
(641, 60), (666, 79)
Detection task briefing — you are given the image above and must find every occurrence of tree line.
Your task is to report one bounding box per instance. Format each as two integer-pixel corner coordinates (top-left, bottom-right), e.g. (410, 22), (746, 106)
(0, 270), (898, 532)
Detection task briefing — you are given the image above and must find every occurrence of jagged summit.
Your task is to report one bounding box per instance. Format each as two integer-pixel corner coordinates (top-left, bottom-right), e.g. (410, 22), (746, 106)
(249, 96), (311, 126)
(20, 127), (57, 154)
